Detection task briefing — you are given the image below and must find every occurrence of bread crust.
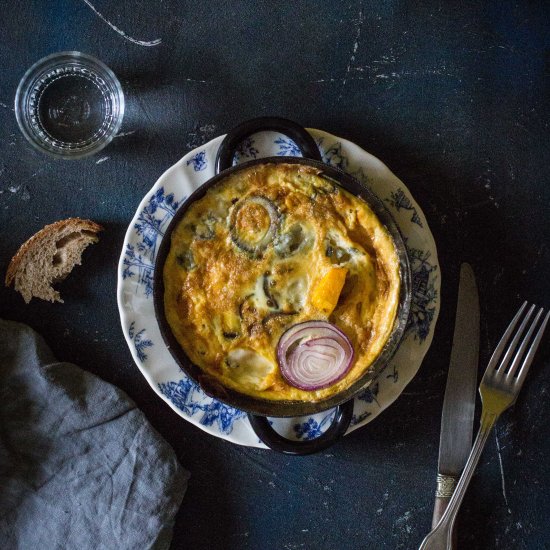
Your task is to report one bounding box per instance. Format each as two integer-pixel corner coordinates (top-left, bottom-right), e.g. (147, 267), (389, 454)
(5, 217), (104, 291)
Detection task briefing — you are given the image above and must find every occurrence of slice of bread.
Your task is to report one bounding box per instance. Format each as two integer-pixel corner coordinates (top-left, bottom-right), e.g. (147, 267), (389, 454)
(5, 218), (104, 303)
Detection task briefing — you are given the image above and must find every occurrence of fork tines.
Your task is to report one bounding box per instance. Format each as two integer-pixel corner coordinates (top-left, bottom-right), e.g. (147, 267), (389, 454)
(490, 302), (549, 386)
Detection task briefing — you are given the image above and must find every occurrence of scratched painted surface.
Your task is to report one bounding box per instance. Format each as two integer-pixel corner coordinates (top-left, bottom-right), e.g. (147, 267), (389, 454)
(0, 1), (549, 549)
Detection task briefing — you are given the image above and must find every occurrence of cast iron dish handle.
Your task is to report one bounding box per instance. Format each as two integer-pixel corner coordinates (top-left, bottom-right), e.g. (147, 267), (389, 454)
(248, 399), (355, 455)
(216, 116), (353, 454)
(215, 116), (322, 174)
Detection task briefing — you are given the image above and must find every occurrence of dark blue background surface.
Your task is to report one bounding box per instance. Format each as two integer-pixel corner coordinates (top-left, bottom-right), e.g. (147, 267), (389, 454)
(1, 1), (549, 548)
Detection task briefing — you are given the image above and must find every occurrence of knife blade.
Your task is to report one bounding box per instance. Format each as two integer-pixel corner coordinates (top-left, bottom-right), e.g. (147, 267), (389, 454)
(432, 263), (479, 532)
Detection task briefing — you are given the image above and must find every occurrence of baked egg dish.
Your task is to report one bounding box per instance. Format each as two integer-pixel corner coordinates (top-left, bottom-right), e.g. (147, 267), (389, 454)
(163, 163), (401, 402)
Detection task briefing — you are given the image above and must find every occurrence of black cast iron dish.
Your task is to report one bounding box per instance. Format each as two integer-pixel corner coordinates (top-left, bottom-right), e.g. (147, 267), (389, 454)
(154, 117), (412, 455)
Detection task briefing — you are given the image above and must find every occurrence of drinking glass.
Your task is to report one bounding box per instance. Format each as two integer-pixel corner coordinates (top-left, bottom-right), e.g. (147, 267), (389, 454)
(15, 51), (124, 159)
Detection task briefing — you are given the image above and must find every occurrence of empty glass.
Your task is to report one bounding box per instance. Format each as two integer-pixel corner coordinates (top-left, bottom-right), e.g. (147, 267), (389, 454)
(15, 51), (124, 159)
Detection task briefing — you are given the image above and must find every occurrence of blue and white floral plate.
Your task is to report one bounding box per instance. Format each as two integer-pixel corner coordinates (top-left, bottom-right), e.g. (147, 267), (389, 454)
(117, 129), (440, 448)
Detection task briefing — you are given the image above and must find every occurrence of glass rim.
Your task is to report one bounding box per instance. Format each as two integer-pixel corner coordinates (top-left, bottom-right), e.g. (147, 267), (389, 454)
(15, 51), (125, 160)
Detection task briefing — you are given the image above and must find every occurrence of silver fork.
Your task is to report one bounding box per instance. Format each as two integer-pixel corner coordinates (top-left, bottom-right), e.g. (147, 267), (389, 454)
(419, 302), (549, 550)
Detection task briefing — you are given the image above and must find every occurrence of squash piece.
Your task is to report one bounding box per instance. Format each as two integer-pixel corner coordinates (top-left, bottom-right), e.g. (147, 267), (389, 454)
(311, 267), (348, 315)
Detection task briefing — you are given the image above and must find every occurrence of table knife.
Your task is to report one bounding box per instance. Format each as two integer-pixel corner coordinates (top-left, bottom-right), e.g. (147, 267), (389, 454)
(432, 263), (479, 538)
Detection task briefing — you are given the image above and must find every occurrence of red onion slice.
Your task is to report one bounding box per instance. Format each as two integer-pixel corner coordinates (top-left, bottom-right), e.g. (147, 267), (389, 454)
(277, 321), (354, 390)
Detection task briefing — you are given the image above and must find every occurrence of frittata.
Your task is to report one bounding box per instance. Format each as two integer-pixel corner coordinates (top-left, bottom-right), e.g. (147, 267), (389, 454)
(163, 163), (400, 401)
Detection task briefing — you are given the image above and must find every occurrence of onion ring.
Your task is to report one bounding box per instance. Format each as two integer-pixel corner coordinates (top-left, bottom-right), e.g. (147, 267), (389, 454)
(277, 321), (354, 390)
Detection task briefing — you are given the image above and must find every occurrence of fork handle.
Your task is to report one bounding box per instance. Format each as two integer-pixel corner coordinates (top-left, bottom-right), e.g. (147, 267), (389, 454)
(419, 411), (498, 550)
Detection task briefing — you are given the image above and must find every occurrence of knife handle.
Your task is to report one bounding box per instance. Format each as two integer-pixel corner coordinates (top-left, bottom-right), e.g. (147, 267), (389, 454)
(432, 474), (458, 547)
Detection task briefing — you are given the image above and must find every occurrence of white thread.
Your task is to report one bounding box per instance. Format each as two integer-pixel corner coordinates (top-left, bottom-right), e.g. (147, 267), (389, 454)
(82, 0), (162, 47)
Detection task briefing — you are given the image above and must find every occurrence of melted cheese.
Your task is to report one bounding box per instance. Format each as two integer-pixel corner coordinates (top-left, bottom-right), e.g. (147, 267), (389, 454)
(163, 163), (401, 401)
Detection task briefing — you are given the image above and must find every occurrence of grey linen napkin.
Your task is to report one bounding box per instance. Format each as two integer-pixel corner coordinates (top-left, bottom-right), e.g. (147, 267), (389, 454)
(0, 319), (189, 550)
